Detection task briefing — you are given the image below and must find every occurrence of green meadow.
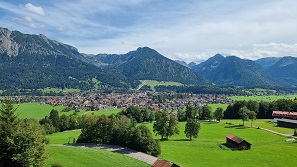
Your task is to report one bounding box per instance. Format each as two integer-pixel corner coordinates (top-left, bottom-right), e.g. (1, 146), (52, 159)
(16, 103), (66, 120)
(208, 103), (229, 110)
(145, 121), (297, 167)
(45, 145), (150, 167)
(140, 80), (183, 91)
(15, 103), (123, 120)
(229, 94), (297, 102)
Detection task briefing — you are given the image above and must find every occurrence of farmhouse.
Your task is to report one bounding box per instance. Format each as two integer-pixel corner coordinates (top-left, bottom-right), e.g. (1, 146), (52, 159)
(226, 134), (251, 150)
(276, 119), (297, 129)
(272, 111), (297, 119)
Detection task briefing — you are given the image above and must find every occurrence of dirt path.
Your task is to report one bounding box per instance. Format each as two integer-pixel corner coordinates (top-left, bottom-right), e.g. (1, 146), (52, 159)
(257, 127), (297, 139)
(69, 143), (159, 165)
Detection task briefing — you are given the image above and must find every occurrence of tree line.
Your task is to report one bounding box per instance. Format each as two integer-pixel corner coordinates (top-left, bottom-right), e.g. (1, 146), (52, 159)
(224, 98), (297, 119)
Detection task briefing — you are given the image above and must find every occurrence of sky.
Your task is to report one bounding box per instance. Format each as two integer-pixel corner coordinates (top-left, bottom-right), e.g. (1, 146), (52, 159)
(1, 0), (297, 63)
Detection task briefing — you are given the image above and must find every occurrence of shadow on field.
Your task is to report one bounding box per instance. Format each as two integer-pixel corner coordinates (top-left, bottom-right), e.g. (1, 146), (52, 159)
(224, 125), (248, 129)
(203, 121), (219, 124)
(173, 139), (191, 142)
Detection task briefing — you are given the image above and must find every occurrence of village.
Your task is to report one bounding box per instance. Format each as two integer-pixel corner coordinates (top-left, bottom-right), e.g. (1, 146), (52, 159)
(8, 91), (233, 111)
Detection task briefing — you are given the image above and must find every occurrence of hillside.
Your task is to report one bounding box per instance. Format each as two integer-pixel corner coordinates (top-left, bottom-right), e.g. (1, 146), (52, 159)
(266, 56), (297, 86)
(85, 47), (209, 85)
(0, 27), (129, 90)
(255, 57), (281, 69)
(191, 54), (276, 87)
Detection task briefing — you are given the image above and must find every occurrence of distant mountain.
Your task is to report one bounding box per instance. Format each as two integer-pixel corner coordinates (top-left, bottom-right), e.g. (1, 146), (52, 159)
(188, 62), (197, 68)
(174, 60), (190, 68)
(85, 47), (209, 85)
(191, 54), (276, 87)
(0, 27), (128, 90)
(266, 56), (297, 86)
(255, 57), (281, 69)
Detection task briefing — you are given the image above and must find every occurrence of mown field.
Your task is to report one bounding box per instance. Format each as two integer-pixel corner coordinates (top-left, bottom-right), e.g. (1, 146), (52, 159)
(146, 121), (297, 167)
(229, 94), (297, 102)
(15, 103), (122, 120)
(140, 80), (183, 91)
(46, 119), (297, 167)
(45, 130), (150, 167)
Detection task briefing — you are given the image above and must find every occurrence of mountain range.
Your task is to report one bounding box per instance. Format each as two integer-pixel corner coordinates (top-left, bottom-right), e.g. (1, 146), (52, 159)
(0, 26), (296, 91)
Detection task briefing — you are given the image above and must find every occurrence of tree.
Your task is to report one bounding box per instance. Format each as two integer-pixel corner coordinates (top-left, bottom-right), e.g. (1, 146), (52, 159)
(12, 119), (47, 166)
(177, 109), (186, 121)
(238, 107), (250, 126)
(249, 111), (257, 127)
(184, 118), (200, 140)
(0, 99), (47, 166)
(129, 124), (161, 156)
(185, 106), (197, 119)
(167, 114), (179, 138)
(49, 109), (60, 132)
(60, 114), (70, 131)
(153, 110), (169, 140)
(201, 105), (212, 120)
(0, 98), (19, 166)
(213, 107), (224, 122)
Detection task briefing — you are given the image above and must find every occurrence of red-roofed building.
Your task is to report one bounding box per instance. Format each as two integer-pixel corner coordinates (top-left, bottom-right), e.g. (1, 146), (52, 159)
(226, 134), (251, 150)
(152, 159), (180, 167)
(272, 111), (297, 119)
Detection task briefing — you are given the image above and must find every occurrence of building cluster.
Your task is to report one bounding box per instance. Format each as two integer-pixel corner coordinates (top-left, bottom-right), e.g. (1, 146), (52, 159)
(9, 91), (233, 111)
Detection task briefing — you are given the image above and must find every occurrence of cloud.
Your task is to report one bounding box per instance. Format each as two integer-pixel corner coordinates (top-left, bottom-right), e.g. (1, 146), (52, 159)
(24, 3), (45, 16)
(13, 16), (45, 29)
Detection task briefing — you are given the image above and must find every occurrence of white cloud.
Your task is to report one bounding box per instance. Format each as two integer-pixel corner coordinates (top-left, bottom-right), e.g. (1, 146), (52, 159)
(25, 3), (45, 16)
(13, 16), (45, 29)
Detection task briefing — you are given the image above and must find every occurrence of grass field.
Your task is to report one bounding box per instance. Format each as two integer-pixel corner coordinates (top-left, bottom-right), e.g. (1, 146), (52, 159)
(222, 119), (295, 134)
(16, 103), (66, 120)
(145, 121), (297, 167)
(15, 103), (122, 120)
(229, 94), (297, 102)
(208, 103), (229, 111)
(86, 108), (123, 116)
(140, 80), (183, 91)
(45, 145), (150, 167)
(45, 119), (297, 167)
(45, 130), (150, 167)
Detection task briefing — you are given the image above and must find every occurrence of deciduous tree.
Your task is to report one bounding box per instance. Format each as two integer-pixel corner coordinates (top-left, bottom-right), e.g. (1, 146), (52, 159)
(184, 118), (200, 140)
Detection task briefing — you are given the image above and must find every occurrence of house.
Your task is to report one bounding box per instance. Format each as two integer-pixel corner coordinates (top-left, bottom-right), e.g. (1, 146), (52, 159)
(277, 119), (297, 128)
(152, 159), (180, 167)
(226, 134), (251, 150)
(272, 111), (297, 120)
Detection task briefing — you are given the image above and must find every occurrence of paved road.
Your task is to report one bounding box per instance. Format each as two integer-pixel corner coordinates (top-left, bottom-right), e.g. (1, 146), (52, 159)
(70, 143), (159, 165)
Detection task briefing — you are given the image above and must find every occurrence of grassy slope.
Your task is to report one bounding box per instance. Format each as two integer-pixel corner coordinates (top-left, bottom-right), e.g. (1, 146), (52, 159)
(146, 121), (297, 167)
(45, 130), (149, 167)
(140, 80), (183, 91)
(16, 103), (66, 120)
(42, 87), (80, 93)
(229, 94), (297, 102)
(46, 146), (150, 167)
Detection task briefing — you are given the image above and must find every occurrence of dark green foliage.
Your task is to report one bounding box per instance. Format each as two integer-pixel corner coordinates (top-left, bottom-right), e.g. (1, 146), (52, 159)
(177, 109), (186, 121)
(77, 114), (161, 156)
(184, 119), (200, 140)
(238, 107), (250, 126)
(129, 125), (161, 157)
(185, 106), (198, 119)
(0, 99), (47, 166)
(153, 110), (179, 139)
(213, 107), (224, 122)
(201, 105), (212, 120)
(49, 109), (60, 132)
(118, 106), (155, 123)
